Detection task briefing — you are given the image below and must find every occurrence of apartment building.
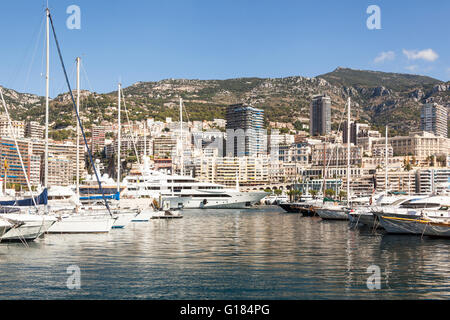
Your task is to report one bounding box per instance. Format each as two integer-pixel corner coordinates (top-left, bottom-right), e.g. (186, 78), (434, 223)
(196, 156), (269, 187)
(0, 138), (40, 186)
(25, 121), (44, 139)
(415, 168), (450, 195)
(0, 115), (25, 138)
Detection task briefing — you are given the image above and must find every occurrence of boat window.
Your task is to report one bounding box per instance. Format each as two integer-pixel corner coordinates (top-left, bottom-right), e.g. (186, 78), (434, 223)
(400, 202), (440, 209)
(390, 199), (407, 206)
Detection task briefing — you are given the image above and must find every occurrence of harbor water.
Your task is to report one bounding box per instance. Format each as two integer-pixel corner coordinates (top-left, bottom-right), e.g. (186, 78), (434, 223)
(0, 206), (449, 299)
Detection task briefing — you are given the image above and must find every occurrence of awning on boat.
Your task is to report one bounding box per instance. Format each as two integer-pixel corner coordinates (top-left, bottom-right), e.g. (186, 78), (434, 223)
(79, 192), (120, 201)
(0, 188), (48, 206)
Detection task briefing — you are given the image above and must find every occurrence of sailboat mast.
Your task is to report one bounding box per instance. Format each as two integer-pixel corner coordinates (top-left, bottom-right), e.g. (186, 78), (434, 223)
(385, 126), (388, 195)
(117, 83), (121, 193)
(179, 97), (184, 176)
(144, 121), (147, 160)
(346, 97), (351, 206)
(76, 57), (80, 199)
(44, 8), (49, 189)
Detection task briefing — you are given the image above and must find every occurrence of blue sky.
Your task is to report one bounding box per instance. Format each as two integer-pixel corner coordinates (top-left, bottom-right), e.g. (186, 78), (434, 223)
(0, 0), (449, 97)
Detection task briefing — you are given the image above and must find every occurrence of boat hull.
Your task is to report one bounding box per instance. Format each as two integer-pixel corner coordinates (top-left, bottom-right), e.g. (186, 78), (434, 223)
(165, 192), (267, 209)
(278, 203), (303, 213)
(132, 208), (155, 222)
(0, 218), (55, 241)
(47, 214), (115, 233)
(375, 214), (426, 235)
(150, 210), (183, 219)
(112, 212), (137, 228)
(0, 225), (12, 237)
(420, 221), (450, 238)
(349, 213), (380, 229)
(317, 207), (349, 220)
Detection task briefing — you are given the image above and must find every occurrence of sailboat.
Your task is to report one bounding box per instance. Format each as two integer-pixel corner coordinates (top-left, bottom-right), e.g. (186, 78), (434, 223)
(348, 126), (408, 227)
(0, 85), (57, 241)
(111, 83), (155, 222)
(109, 82), (138, 228)
(40, 14), (115, 233)
(316, 97), (351, 220)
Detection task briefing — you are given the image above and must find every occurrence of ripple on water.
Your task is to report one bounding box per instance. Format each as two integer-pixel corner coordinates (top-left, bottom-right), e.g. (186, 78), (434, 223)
(0, 206), (449, 299)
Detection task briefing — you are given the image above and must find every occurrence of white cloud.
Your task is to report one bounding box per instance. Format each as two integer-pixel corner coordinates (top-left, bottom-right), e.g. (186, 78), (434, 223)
(405, 65), (418, 72)
(402, 48), (439, 62)
(374, 51), (395, 63)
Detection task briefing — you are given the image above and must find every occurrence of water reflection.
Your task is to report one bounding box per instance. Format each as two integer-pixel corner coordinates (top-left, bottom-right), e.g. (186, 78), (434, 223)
(0, 206), (448, 299)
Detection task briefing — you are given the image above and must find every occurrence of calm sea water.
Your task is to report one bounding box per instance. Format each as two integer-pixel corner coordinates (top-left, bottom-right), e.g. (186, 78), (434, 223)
(0, 206), (449, 300)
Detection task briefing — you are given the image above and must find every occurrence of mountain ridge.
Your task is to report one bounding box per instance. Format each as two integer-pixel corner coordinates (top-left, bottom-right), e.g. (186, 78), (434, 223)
(1, 68), (449, 138)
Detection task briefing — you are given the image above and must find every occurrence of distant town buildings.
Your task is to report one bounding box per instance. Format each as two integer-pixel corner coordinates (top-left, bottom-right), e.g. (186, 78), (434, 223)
(0, 136), (83, 187)
(1, 92), (450, 197)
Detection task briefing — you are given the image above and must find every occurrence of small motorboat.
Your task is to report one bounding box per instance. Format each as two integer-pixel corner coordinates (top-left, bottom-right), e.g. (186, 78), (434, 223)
(150, 210), (183, 219)
(151, 200), (183, 219)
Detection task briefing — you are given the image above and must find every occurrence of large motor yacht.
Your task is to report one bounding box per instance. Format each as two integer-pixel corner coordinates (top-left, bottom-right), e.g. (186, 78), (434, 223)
(121, 157), (267, 209)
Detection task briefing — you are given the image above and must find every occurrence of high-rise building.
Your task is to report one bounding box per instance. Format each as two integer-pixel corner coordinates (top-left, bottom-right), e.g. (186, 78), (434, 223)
(343, 122), (369, 144)
(421, 103), (447, 137)
(91, 125), (107, 153)
(226, 104), (266, 157)
(309, 95), (331, 136)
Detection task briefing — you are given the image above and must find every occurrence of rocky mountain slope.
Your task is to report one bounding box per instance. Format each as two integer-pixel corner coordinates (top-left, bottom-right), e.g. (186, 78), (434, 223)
(2, 68), (449, 138)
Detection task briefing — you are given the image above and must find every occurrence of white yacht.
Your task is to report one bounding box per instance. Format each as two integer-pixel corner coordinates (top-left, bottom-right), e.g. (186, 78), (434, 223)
(47, 211), (116, 234)
(372, 195), (450, 234)
(349, 195), (427, 228)
(264, 194), (288, 205)
(121, 157), (267, 209)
